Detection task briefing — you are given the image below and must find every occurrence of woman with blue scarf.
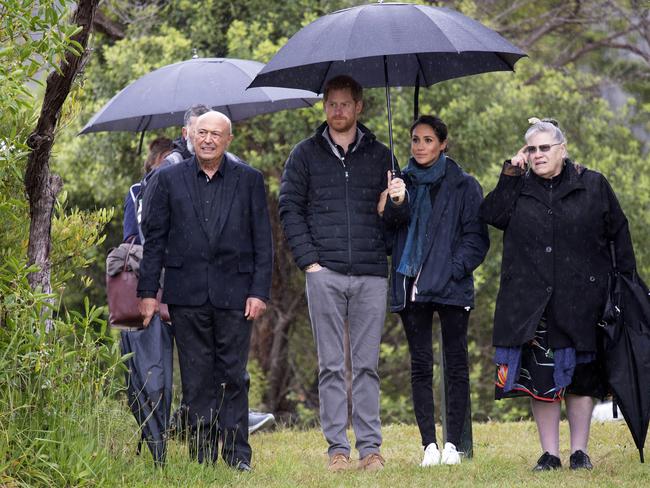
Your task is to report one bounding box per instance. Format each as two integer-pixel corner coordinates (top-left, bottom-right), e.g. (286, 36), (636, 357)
(380, 116), (489, 466)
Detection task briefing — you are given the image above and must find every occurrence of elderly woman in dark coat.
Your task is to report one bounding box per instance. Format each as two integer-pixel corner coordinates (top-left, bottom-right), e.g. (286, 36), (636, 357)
(481, 118), (636, 471)
(380, 115), (489, 466)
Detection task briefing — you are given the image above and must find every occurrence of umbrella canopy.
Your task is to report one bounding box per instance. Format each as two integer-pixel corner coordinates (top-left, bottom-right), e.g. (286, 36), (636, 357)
(249, 2), (526, 173)
(249, 2), (526, 92)
(121, 314), (174, 465)
(80, 57), (321, 134)
(601, 272), (650, 463)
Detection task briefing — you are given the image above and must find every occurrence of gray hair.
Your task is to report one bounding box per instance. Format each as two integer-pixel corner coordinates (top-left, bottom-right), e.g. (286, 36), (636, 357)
(183, 104), (210, 127)
(525, 117), (566, 145)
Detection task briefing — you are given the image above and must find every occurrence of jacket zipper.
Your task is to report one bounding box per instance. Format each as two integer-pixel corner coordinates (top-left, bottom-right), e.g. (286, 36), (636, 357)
(341, 156), (353, 273)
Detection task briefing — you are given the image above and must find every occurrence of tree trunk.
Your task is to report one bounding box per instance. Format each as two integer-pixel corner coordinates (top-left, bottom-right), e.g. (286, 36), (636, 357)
(24, 0), (100, 297)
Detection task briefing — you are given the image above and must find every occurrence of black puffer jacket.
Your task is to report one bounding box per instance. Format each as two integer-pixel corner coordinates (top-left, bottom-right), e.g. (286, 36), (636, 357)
(279, 121), (397, 277)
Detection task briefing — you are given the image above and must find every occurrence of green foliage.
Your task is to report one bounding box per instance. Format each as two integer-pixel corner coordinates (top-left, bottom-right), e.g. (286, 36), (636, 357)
(0, 5), (133, 484)
(50, 192), (114, 303)
(0, 0), (82, 117)
(1, 0), (114, 297)
(0, 256), (123, 487)
(0, 0), (82, 263)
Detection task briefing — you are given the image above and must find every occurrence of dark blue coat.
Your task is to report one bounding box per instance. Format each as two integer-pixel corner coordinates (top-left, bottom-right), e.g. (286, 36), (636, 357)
(137, 153), (273, 309)
(384, 157), (489, 311)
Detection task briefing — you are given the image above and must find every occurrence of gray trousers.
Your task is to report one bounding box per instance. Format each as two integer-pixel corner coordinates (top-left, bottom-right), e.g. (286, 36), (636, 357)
(305, 267), (387, 458)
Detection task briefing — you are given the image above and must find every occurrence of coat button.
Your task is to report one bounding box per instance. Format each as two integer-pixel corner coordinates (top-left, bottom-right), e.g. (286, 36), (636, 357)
(548, 209), (553, 215)
(545, 246), (552, 253)
(546, 286), (553, 293)
(589, 276), (596, 282)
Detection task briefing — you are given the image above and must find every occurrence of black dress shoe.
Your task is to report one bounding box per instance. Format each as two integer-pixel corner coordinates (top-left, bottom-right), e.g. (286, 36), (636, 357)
(569, 450), (593, 470)
(532, 452), (562, 471)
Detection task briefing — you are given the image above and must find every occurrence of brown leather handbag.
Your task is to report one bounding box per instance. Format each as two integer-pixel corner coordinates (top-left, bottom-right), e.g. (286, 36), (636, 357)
(106, 238), (170, 329)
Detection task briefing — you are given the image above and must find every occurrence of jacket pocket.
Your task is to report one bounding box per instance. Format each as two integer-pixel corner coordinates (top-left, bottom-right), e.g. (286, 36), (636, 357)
(163, 255), (183, 268)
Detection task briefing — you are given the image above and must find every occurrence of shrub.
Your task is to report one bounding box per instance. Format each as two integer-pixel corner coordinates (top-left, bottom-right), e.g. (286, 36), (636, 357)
(0, 256), (123, 487)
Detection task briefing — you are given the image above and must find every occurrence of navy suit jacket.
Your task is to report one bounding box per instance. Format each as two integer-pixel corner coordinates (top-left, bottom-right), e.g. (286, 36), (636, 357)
(137, 152), (273, 310)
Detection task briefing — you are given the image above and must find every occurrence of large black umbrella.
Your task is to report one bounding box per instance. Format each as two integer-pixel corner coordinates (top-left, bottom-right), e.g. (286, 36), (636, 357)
(80, 57), (321, 134)
(601, 272), (650, 463)
(249, 2), (526, 171)
(121, 314), (174, 466)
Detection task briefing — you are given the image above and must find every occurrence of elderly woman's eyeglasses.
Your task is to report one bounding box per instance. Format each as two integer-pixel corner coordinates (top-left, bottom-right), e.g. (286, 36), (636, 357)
(525, 143), (562, 155)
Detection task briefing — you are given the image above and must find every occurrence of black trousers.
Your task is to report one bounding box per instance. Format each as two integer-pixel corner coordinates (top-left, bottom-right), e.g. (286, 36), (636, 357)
(399, 302), (470, 447)
(170, 302), (252, 465)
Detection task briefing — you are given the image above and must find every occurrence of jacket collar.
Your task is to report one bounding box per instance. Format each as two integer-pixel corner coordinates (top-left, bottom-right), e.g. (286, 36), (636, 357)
(313, 120), (376, 157)
(521, 159), (586, 206)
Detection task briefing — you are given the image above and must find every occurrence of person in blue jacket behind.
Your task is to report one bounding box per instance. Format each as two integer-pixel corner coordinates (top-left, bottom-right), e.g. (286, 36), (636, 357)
(123, 137), (174, 244)
(380, 115), (489, 467)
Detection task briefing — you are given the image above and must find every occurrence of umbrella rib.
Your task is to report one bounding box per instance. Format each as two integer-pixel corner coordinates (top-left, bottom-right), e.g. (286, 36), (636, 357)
(319, 61), (337, 94)
(135, 115), (152, 133)
(343, 7), (364, 62)
(414, 54), (429, 86)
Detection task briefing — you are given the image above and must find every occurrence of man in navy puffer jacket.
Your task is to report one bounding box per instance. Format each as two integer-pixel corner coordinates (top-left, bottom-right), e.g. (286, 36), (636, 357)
(279, 75), (406, 472)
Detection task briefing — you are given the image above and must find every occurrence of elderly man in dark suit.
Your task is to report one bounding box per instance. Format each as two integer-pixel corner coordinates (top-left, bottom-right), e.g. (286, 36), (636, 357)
(138, 111), (273, 471)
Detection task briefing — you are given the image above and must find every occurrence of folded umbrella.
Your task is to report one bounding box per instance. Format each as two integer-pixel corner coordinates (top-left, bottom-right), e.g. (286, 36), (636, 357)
(601, 272), (650, 463)
(120, 314), (174, 465)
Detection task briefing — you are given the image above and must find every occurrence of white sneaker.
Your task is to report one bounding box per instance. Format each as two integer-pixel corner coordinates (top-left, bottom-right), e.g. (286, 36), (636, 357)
(420, 443), (441, 467)
(441, 442), (461, 465)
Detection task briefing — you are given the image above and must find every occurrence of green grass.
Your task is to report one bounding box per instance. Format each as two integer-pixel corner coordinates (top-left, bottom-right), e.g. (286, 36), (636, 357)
(99, 404), (648, 487)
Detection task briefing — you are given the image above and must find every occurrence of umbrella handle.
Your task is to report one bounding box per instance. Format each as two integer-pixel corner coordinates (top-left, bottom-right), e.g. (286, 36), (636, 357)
(391, 170), (400, 202)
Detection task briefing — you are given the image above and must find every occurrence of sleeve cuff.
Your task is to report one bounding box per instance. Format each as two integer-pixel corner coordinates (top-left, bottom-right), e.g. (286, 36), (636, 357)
(247, 294), (269, 303)
(137, 291), (157, 299)
(502, 160), (526, 177)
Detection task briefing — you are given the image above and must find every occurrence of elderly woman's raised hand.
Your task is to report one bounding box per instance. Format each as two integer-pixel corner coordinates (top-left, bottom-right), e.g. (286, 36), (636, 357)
(510, 145), (528, 169)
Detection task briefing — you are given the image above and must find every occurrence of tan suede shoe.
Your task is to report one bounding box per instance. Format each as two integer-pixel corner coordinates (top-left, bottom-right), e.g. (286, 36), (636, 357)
(358, 452), (385, 471)
(328, 453), (351, 472)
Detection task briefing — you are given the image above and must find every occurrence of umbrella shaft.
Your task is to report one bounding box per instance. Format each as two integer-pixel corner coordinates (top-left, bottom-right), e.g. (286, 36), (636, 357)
(383, 56), (397, 188)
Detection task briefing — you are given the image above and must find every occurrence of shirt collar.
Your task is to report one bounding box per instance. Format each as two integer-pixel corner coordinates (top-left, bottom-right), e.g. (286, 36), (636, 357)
(322, 125), (363, 158)
(194, 155), (227, 178)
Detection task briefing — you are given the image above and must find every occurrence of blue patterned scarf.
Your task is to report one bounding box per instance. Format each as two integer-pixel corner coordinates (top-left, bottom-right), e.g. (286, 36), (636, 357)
(397, 153), (447, 277)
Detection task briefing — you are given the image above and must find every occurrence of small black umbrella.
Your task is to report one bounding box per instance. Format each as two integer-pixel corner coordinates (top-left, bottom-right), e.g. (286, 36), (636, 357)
(80, 57), (321, 134)
(121, 314), (174, 465)
(249, 2), (526, 172)
(601, 272), (650, 463)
